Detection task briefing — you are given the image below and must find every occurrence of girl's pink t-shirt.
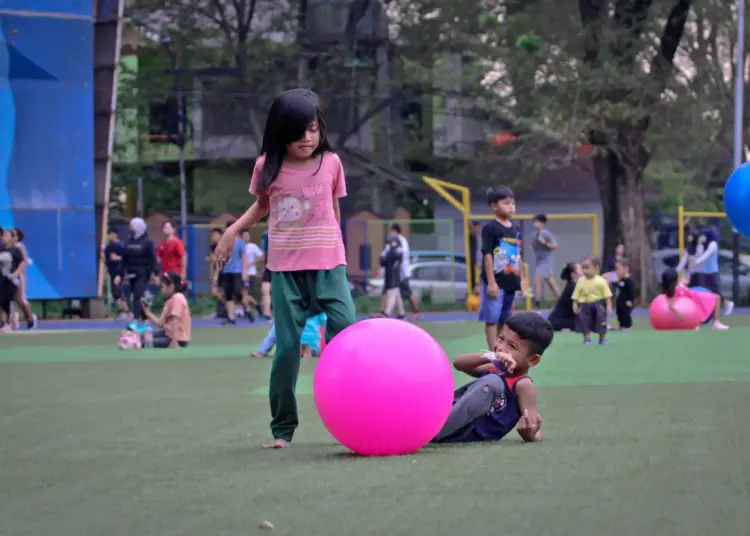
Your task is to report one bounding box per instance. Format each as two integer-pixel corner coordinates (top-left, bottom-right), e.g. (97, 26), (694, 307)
(249, 152), (347, 272)
(673, 284), (690, 299)
(160, 292), (191, 344)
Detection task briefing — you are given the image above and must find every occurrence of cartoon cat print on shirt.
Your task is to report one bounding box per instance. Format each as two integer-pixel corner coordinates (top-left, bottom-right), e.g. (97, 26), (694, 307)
(273, 196), (312, 229)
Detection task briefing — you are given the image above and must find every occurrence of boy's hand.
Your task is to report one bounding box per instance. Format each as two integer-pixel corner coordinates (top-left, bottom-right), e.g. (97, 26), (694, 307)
(487, 282), (500, 298)
(573, 304), (580, 314)
(494, 351), (517, 373)
(517, 410), (542, 440)
(626, 300), (633, 308)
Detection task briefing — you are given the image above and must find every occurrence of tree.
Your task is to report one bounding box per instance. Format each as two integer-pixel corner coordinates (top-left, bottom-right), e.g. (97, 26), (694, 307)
(125, 0), (400, 152)
(386, 0), (700, 293)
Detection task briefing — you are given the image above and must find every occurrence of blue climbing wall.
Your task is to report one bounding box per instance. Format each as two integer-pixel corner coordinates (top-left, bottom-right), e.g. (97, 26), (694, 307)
(0, 1), (97, 299)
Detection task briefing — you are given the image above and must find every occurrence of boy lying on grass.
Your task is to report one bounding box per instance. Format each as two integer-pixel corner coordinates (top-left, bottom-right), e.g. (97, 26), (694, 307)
(433, 311), (553, 444)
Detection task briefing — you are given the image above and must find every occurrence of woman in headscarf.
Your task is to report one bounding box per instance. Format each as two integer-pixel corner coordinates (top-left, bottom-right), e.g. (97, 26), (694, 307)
(121, 218), (158, 320)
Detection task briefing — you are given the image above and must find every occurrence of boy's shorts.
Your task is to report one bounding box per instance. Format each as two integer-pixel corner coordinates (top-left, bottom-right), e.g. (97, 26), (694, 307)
(479, 281), (515, 325)
(576, 301), (607, 334)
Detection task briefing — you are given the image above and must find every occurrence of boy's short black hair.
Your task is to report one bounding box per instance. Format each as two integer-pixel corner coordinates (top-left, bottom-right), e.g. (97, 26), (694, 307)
(585, 256), (602, 269)
(12, 228), (25, 242)
(108, 228), (118, 235)
(616, 258), (630, 269)
(486, 186), (514, 206)
(390, 223), (401, 234)
(533, 214), (547, 224)
(505, 311), (554, 356)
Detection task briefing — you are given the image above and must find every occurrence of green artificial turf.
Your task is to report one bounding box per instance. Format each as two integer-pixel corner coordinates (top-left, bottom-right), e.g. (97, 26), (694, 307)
(1, 318), (749, 536)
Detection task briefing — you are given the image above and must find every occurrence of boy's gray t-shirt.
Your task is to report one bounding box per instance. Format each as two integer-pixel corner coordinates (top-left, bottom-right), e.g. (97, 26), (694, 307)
(532, 229), (555, 263)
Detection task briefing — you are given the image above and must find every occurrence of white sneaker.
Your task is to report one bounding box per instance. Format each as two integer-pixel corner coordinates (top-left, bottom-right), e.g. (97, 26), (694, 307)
(712, 320), (730, 330)
(724, 300), (735, 316)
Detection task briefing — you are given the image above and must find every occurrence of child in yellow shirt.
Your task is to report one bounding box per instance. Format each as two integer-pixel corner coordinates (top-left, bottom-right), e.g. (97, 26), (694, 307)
(572, 257), (613, 345)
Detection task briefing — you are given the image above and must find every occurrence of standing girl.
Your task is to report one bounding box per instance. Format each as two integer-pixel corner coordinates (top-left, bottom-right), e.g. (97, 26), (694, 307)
(215, 89), (357, 448)
(9, 228), (36, 329)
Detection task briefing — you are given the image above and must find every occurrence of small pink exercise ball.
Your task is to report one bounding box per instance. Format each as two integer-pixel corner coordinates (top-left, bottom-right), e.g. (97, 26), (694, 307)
(313, 318), (455, 456)
(648, 295), (700, 330)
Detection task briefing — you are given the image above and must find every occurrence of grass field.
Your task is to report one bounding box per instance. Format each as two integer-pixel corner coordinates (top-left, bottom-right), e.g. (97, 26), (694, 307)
(2, 317), (750, 536)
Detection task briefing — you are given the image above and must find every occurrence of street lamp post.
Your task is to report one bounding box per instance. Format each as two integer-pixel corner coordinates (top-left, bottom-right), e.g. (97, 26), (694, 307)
(161, 38), (189, 244)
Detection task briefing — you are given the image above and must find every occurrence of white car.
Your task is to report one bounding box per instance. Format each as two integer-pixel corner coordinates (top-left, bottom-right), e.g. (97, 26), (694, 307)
(651, 248), (750, 298)
(367, 261), (468, 303)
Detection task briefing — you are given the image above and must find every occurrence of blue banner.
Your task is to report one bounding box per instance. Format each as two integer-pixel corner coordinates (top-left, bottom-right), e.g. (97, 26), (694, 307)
(0, 4), (96, 299)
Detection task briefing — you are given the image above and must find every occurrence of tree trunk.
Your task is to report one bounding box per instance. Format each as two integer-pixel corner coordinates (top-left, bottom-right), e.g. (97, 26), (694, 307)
(593, 148), (656, 303)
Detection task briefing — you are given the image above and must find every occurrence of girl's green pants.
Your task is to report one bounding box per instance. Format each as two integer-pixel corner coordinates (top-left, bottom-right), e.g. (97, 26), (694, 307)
(269, 265), (356, 442)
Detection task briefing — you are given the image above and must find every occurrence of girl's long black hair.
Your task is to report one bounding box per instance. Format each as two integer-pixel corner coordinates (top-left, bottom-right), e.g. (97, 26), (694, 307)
(560, 262), (577, 282)
(258, 88), (333, 191)
(660, 267), (679, 298)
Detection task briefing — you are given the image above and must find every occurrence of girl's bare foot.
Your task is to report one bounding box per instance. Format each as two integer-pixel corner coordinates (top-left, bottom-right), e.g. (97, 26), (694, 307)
(263, 438), (291, 449)
(251, 352), (266, 358)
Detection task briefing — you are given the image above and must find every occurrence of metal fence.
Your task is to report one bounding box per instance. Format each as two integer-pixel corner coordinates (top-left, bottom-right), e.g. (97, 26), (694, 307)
(106, 211), (750, 307)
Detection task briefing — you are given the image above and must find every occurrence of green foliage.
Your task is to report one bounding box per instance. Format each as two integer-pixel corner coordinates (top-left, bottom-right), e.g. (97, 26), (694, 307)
(515, 32), (542, 53)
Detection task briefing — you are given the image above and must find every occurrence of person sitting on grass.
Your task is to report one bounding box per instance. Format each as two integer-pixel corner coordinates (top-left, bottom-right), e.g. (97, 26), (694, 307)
(141, 271), (192, 348)
(547, 262), (582, 332)
(432, 311), (552, 444)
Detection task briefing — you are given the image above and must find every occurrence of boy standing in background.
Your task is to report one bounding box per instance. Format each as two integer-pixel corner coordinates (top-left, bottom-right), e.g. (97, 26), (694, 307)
(479, 187), (524, 349)
(531, 214), (560, 309)
(104, 228), (130, 319)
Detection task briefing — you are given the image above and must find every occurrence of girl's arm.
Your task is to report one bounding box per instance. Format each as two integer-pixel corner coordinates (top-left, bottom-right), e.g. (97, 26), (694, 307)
(676, 252), (690, 272)
(333, 198), (341, 224)
(242, 252), (250, 279)
(693, 241), (718, 266)
(227, 197), (270, 238)
(143, 306), (164, 328)
(10, 252), (27, 280)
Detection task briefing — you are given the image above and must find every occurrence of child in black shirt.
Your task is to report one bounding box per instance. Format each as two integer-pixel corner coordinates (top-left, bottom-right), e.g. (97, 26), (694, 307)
(615, 259), (636, 330)
(479, 187), (524, 348)
(547, 262), (582, 332)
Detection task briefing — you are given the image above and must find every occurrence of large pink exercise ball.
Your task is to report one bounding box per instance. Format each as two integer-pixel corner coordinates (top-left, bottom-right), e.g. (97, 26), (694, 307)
(648, 295), (700, 330)
(313, 318), (454, 456)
